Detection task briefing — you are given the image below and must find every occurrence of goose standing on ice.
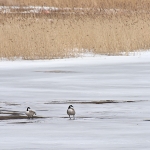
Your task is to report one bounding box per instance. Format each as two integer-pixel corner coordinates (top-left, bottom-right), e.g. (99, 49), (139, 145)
(25, 107), (36, 119)
(67, 105), (75, 120)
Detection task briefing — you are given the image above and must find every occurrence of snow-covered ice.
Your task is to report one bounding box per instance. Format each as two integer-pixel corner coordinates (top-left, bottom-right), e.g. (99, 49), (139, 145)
(0, 51), (150, 149)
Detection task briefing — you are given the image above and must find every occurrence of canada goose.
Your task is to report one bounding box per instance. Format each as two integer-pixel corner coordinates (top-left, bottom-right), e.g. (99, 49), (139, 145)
(25, 107), (36, 119)
(67, 105), (75, 119)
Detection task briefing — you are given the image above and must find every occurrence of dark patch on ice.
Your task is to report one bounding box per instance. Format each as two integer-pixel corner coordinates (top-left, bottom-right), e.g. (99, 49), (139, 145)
(45, 100), (117, 104)
(125, 101), (135, 103)
(0, 115), (45, 120)
(61, 116), (114, 120)
(144, 120), (150, 121)
(5, 103), (20, 106)
(8, 119), (46, 124)
(0, 110), (22, 115)
(61, 116), (93, 119)
(9, 122), (34, 124)
(0, 109), (46, 120)
(35, 70), (77, 73)
(45, 100), (139, 105)
(37, 110), (49, 111)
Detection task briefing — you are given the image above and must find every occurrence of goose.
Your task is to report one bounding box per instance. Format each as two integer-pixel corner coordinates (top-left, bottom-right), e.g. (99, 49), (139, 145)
(25, 107), (36, 119)
(67, 105), (75, 119)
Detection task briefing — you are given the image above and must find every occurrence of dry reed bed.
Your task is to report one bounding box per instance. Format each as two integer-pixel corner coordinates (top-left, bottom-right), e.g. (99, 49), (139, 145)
(0, 9), (150, 59)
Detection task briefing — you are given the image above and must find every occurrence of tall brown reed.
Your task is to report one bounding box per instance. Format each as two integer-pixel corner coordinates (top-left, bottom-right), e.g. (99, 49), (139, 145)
(0, 10), (150, 60)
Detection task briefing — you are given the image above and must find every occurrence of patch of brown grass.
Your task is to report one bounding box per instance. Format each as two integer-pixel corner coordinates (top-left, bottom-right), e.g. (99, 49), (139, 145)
(0, 11), (150, 60)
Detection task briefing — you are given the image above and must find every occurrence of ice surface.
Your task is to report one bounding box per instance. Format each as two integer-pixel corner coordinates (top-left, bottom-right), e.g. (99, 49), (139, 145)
(0, 51), (150, 149)
(1, 51), (150, 102)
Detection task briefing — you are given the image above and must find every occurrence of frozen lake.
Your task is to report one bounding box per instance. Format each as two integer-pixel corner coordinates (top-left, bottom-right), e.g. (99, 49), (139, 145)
(0, 52), (150, 149)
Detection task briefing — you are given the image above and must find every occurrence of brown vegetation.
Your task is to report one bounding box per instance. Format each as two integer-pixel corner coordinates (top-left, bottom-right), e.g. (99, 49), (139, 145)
(0, 1), (150, 59)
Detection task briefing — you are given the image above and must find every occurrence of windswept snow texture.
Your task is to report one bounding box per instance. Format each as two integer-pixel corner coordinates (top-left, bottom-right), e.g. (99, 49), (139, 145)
(0, 51), (150, 150)
(0, 6), (58, 13)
